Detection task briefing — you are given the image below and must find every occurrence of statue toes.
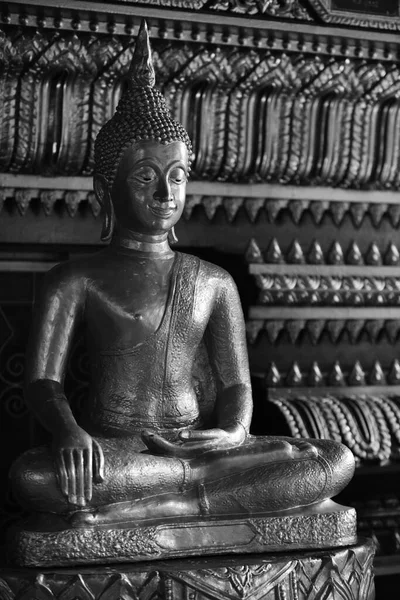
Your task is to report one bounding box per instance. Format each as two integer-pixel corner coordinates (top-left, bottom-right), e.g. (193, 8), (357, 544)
(69, 510), (97, 528)
(294, 440), (318, 457)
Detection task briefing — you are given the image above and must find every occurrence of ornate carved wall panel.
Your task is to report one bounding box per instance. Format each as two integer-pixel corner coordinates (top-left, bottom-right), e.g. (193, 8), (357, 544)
(2, 25), (400, 190)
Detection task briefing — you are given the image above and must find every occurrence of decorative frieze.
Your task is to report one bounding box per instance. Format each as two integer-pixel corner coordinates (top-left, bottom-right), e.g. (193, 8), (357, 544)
(246, 314), (400, 344)
(245, 198), (400, 227)
(247, 238), (400, 266)
(262, 360), (400, 387)
(2, 28), (400, 188)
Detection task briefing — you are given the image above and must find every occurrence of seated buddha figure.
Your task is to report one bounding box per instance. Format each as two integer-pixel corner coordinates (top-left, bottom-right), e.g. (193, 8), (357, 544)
(11, 22), (354, 533)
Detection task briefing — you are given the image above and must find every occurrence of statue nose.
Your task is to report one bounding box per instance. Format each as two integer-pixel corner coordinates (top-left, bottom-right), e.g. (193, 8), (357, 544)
(154, 178), (172, 203)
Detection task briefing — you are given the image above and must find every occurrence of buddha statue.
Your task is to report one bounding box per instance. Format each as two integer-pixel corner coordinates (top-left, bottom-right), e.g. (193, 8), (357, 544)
(9, 21), (355, 565)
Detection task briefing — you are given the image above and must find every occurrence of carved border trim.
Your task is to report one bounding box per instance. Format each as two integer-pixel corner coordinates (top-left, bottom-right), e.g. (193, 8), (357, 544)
(249, 307), (400, 319)
(5, 0), (400, 54)
(3, 174), (400, 201)
(250, 264), (400, 277)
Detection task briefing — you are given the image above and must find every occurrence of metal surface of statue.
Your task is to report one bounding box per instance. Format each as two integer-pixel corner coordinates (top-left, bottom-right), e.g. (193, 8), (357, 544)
(9, 21), (356, 567)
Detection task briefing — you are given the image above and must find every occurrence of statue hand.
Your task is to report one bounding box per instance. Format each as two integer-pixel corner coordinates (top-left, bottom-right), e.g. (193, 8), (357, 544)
(142, 425), (246, 458)
(53, 426), (105, 507)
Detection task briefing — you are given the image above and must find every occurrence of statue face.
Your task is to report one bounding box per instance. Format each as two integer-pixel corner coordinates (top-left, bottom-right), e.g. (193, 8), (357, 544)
(111, 140), (188, 235)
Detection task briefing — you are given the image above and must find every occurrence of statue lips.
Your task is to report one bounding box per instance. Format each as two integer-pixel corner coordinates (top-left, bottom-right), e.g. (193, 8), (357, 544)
(149, 201), (177, 219)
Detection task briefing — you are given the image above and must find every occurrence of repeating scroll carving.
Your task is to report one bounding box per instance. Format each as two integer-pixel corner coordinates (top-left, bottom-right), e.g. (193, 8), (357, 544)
(165, 48), (259, 180)
(11, 35), (97, 175)
(269, 390), (400, 464)
(1, 28), (400, 189)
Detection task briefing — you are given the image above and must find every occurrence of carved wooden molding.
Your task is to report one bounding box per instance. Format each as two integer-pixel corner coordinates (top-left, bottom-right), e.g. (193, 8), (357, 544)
(260, 360), (400, 387)
(246, 239), (400, 310)
(2, 29), (400, 189)
(246, 314), (400, 344)
(3, 175), (400, 225)
(246, 238), (400, 266)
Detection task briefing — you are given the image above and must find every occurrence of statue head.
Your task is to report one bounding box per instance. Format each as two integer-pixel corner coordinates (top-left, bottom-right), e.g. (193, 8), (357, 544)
(94, 20), (192, 242)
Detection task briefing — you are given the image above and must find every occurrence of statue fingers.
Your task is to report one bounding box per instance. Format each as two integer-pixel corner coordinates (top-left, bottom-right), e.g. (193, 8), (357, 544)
(176, 440), (222, 457)
(74, 450), (86, 507)
(55, 451), (68, 498)
(93, 439), (105, 483)
(83, 448), (93, 502)
(179, 429), (225, 441)
(141, 431), (180, 456)
(64, 449), (77, 505)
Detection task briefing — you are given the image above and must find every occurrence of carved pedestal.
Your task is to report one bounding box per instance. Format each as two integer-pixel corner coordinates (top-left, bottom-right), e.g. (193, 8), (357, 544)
(0, 539), (375, 600)
(9, 501), (356, 567)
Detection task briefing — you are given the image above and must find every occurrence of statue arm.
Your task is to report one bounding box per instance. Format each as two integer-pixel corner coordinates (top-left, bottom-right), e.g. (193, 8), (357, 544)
(25, 264), (84, 433)
(205, 271), (253, 434)
(25, 264), (104, 506)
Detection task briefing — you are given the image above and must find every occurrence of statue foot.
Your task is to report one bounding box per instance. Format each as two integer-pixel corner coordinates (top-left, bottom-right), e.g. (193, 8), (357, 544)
(68, 492), (200, 528)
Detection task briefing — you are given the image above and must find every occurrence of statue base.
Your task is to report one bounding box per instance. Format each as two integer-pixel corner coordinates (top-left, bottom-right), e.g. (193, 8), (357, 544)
(0, 538), (375, 600)
(9, 500), (357, 567)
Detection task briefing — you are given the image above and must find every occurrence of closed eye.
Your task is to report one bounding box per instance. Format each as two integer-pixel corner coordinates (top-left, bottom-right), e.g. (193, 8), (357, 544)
(170, 167), (187, 184)
(131, 167), (157, 184)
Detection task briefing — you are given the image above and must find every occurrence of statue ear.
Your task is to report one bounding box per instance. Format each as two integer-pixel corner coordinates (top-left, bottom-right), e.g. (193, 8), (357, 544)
(168, 226), (178, 245)
(94, 174), (115, 243)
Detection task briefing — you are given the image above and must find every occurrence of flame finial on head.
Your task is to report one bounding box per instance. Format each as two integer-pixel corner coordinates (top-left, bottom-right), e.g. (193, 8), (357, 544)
(128, 20), (156, 88)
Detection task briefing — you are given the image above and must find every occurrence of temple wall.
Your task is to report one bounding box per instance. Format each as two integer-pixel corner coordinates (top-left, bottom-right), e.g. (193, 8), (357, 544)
(0, 0), (400, 593)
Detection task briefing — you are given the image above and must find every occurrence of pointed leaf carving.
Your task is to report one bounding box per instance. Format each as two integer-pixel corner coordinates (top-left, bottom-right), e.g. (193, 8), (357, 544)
(348, 361), (366, 386)
(286, 362), (303, 386)
(266, 239), (284, 264)
(58, 575), (94, 600)
(264, 320), (284, 344)
(306, 320), (325, 345)
(265, 362), (281, 386)
(327, 242), (344, 265)
(326, 320), (345, 343)
(286, 240), (305, 264)
(244, 198), (265, 223)
(223, 197), (243, 223)
(307, 240), (325, 265)
(369, 361), (386, 385)
(246, 320), (264, 344)
(328, 361), (345, 386)
(245, 238), (264, 264)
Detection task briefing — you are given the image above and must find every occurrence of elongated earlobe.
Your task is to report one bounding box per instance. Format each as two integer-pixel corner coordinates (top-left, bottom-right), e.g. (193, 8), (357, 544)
(101, 199), (115, 243)
(168, 226), (178, 245)
(94, 174), (115, 243)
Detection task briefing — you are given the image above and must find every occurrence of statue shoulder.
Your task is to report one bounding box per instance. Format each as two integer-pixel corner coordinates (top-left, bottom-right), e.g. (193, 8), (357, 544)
(191, 256), (239, 297)
(41, 251), (107, 299)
